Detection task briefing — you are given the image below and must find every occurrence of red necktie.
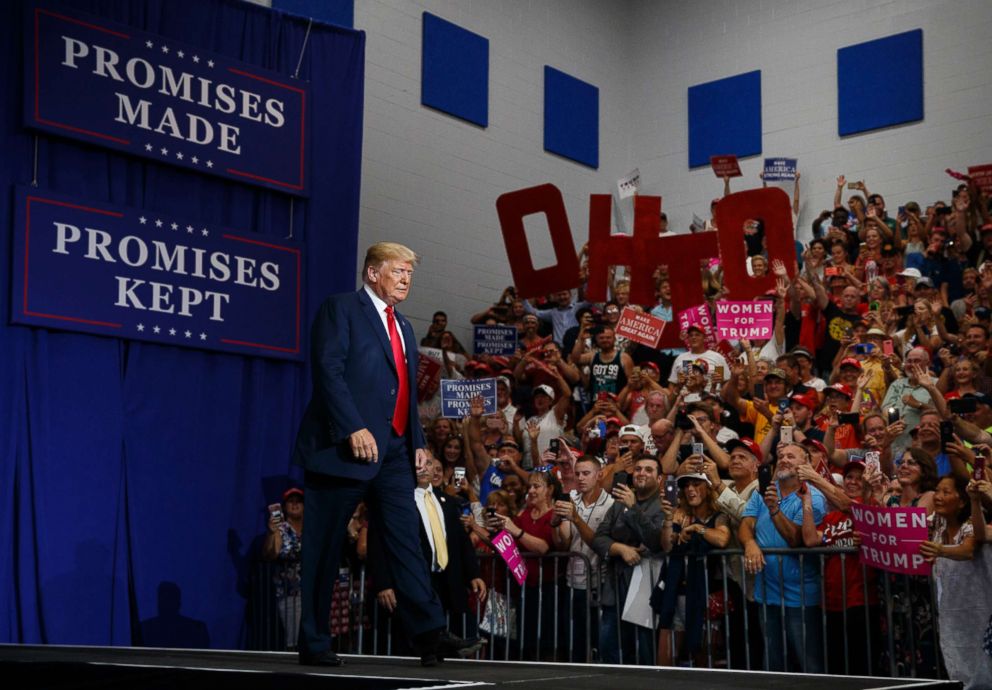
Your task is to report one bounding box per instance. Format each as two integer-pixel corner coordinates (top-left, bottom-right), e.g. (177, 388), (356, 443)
(385, 306), (409, 436)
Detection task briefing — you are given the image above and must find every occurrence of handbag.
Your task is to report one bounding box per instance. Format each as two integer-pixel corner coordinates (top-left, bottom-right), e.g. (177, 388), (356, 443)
(478, 591), (518, 640)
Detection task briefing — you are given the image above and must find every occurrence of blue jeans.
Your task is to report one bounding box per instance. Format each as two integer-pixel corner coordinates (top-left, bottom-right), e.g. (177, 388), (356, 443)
(599, 604), (655, 665)
(760, 604), (824, 673)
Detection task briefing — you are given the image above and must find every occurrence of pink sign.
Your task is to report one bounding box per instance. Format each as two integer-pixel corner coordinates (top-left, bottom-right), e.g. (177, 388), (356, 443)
(710, 154), (742, 178)
(416, 354), (442, 402)
(491, 530), (528, 585)
(715, 300), (774, 340)
(969, 164), (992, 197)
(849, 504), (931, 576)
(677, 304), (716, 349)
(615, 307), (666, 348)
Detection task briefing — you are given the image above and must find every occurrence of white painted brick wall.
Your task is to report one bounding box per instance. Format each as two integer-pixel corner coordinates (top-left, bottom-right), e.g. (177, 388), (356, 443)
(354, 0), (635, 343)
(627, 0), (992, 245)
(352, 0), (992, 345)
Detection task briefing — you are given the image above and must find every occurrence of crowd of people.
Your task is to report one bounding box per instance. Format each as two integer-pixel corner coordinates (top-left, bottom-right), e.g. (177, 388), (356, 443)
(263, 172), (992, 686)
(412, 172), (991, 683)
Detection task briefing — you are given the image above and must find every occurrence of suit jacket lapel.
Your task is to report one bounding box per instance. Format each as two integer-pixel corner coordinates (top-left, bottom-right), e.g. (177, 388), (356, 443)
(358, 289), (397, 373)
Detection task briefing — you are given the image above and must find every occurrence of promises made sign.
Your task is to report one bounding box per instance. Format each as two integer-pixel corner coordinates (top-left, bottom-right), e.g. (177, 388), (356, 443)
(11, 187), (302, 360)
(26, 1), (310, 195)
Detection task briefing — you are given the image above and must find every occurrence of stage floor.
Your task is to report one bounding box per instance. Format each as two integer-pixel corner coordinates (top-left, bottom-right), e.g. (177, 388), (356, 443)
(0, 644), (962, 689)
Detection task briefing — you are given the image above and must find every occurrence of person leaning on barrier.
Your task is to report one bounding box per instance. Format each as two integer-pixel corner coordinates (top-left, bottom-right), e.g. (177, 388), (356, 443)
(799, 459), (882, 676)
(655, 471), (730, 666)
(592, 454), (666, 665)
(739, 442), (827, 674)
(713, 438), (764, 670)
(492, 470), (567, 660)
(552, 454), (615, 662)
(920, 474), (985, 689)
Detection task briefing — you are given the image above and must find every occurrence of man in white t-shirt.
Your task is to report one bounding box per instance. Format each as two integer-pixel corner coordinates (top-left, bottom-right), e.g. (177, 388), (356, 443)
(668, 325), (731, 389)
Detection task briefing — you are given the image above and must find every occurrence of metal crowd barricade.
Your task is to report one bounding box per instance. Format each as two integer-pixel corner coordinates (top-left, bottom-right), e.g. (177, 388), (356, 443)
(247, 547), (947, 680)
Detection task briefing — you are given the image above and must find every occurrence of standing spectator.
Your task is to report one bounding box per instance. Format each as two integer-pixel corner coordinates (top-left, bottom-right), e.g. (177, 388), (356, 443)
(574, 326), (633, 397)
(669, 326), (731, 389)
(740, 443), (827, 673)
(523, 380), (572, 469)
(592, 455), (667, 665)
(881, 348), (936, 457)
(552, 455), (615, 661)
(803, 460), (881, 675)
(715, 438), (764, 670)
(369, 457), (487, 640)
(920, 476), (979, 688)
(493, 470), (565, 660)
(262, 488), (304, 650)
(656, 473), (731, 666)
(524, 290), (589, 346)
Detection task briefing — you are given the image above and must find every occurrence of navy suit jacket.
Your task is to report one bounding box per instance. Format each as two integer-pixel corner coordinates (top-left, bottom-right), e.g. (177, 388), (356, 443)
(293, 288), (427, 480)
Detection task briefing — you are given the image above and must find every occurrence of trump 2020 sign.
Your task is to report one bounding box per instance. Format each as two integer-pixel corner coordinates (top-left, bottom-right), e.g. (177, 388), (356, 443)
(25, 1), (310, 196)
(11, 187), (303, 361)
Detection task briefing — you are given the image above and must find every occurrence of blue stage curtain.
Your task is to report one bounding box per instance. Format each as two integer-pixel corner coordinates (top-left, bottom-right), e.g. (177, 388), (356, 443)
(0, 0), (364, 648)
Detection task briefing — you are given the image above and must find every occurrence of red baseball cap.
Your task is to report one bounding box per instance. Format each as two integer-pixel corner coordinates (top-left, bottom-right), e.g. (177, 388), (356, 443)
(825, 383), (853, 398)
(282, 487), (304, 501)
(802, 438), (828, 456)
(790, 391), (819, 412)
(725, 437), (762, 463)
(840, 357), (862, 370)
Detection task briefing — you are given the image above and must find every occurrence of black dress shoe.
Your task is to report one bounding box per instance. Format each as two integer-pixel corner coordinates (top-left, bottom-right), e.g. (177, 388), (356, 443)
(437, 630), (485, 659)
(299, 650), (344, 667)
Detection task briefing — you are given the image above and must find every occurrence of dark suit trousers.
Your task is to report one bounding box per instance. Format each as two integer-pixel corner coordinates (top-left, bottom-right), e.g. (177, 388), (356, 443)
(300, 433), (445, 656)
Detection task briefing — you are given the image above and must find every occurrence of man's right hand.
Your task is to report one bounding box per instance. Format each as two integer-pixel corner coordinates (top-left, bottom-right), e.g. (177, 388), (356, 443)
(377, 588), (397, 612)
(350, 428), (378, 463)
(615, 543), (642, 566)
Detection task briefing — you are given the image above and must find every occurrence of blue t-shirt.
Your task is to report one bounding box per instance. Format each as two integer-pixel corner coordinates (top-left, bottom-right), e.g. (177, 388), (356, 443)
(479, 464), (506, 504)
(742, 483), (827, 607)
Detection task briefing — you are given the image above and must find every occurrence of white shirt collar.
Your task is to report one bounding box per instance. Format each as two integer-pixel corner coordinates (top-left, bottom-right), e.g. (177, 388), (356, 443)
(364, 283), (389, 314)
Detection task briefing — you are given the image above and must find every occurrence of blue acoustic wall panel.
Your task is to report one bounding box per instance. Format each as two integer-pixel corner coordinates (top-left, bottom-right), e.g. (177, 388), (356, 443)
(687, 70), (762, 169)
(273, 0), (354, 28)
(838, 29), (923, 136)
(544, 66), (599, 168)
(421, 13), (489, 127)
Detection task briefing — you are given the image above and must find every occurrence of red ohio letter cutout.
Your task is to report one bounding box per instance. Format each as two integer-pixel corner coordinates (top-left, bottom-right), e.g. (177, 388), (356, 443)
(714, 187), (796, 300)
(585, 195), (719, 350)
(586, 195), (671, 305)
(654, 232), (720, 349)
(496, 184), (580, 299)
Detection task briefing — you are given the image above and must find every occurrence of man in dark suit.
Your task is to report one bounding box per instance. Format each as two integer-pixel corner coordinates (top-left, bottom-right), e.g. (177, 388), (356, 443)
(369, 455), (487, 637)
(293, 242), (475, 667)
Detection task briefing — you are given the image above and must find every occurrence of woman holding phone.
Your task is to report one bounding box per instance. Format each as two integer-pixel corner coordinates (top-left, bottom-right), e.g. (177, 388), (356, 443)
(655, 473), (730, 666)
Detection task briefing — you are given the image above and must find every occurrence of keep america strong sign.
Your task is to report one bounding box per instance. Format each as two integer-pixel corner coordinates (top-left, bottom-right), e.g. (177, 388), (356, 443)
(26, 1), (310, 196)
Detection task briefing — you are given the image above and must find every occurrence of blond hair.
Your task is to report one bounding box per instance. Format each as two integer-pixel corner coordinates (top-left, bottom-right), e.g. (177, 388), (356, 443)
(363, 242), (419, 278)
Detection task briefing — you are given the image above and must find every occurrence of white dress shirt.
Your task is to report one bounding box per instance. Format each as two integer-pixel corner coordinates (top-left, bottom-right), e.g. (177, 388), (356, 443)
(363, 284), (406, 355)
(414, 486), (447, 572)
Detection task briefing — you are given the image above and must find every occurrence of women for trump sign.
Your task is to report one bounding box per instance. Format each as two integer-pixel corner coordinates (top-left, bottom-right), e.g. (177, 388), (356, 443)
(715, 300), (774, 340)
(849, 503), (931, 576)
